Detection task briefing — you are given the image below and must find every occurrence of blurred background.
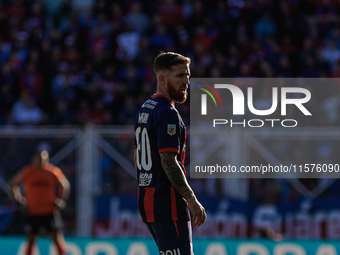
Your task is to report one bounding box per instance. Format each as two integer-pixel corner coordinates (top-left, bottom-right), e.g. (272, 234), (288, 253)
(0, 0), (340, 254)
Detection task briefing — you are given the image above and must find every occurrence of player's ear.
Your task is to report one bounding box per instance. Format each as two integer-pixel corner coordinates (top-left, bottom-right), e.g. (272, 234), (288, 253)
(158, 73), (166, 87)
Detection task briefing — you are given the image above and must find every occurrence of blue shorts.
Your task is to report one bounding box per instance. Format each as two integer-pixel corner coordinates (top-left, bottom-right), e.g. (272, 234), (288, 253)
(145, 221), (193, 255)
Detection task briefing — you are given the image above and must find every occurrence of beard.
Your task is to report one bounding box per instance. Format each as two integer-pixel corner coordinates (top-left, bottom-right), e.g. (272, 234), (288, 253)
(167, 81), (188, 104)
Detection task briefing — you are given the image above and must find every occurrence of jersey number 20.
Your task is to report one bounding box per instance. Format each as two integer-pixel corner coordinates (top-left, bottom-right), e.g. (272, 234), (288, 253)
(135, 127), (152, 171)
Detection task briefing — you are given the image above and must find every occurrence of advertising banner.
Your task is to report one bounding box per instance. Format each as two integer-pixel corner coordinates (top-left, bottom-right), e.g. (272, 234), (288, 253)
(94, 196), (340, 239)
(2, 237), (340, 255)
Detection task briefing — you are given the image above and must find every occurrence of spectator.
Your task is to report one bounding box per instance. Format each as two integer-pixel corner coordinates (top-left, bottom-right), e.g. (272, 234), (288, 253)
(123, 2), (150, 35)
(0, 84), (16, 124)
(158, 0), (183, 28)
(89, 99), (111, 124)
(52, 99), (75, 125)
(302, 56), (321, 77)
(51, 62), (77, 105)
(192, 26), (213, 54)
(119, 63), (142, 95)
(115, 24), (141, 60)
(320, 92), (340, 124)
(99, 65), (118, 106)
(75, 99), (91, 124)
(110, 3), (123, 29)
(20, 61), (43, 101)
(54, 0), (72, 30)
(76, 62), (101, 97)
(322, 39), (340, 71)
(254, 13), (277, 42)
(149, 24), (174, 50)
(10, 94), (43, 125)
(0, 62), (18, 88)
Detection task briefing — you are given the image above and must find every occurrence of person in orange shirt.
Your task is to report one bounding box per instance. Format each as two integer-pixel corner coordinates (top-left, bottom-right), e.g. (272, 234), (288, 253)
(10, 150), (70, 255)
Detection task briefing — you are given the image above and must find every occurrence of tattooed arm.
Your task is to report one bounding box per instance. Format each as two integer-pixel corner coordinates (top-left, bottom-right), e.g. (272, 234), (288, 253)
(160, 152), (206, 226)
(160, 152), (194, 200)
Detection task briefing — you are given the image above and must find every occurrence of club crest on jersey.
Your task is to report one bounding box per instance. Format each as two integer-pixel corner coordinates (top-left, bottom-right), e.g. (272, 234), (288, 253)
(167, 124), (176, 136)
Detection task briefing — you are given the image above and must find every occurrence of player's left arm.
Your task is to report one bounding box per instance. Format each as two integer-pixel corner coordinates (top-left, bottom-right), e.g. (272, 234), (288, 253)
(160, 152), (194, 199)
(55, 168), (71, 205)
(158, 110), (206, 226)
(160, 152), (206, 226)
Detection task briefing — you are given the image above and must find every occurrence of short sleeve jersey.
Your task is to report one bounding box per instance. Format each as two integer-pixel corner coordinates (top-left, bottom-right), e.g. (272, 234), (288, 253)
(23, 163), (65, 216)
(134, 94), (189, 222)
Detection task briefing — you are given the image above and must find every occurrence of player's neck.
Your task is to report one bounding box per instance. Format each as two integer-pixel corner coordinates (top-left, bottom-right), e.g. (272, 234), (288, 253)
(32, 162), (48, 170)
(155, 87), (174, 104)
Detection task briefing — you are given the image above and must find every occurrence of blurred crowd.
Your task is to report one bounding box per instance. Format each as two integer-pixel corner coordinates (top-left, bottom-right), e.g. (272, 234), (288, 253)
(0, 0), (340, 208)
(0, 0), (340, 125)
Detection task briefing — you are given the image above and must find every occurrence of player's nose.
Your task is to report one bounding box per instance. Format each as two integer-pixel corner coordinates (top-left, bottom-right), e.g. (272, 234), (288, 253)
(185, 76), (190, 84)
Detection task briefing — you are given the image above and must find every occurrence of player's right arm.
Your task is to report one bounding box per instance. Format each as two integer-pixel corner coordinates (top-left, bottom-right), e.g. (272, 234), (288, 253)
(160, 152), (206, 227)
(9, 170), (26, 205)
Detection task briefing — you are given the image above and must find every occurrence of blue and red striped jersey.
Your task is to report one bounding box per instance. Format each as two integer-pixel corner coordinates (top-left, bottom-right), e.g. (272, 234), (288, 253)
(134, 94), (190, 222)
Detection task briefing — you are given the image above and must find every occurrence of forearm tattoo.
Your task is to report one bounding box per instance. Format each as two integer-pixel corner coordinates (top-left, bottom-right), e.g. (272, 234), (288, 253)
(160, 152), (194, 200)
